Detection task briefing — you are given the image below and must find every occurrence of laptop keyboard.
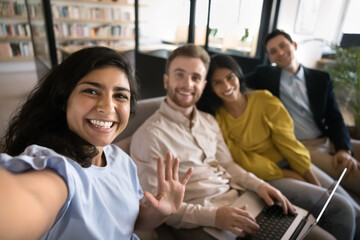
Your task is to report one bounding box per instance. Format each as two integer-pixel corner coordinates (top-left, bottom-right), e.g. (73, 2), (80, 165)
(237, 203), (297, 240)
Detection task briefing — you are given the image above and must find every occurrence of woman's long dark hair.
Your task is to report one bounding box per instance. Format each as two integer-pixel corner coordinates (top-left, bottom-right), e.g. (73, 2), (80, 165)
(2, 47), (139, 167)
(197, 54), (246, 116)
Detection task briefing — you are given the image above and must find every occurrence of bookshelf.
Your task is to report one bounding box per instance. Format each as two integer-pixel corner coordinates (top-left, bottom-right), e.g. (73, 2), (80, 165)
(50, 0), (137, 61)
(0, 0), (35, 61)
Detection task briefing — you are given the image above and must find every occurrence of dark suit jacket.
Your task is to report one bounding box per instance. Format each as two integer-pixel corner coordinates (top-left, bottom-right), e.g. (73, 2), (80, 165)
(245, 65), (352, 152)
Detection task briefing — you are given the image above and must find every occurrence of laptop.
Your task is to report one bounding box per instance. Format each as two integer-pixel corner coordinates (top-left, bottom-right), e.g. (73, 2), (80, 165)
(203, 168), (347, 240)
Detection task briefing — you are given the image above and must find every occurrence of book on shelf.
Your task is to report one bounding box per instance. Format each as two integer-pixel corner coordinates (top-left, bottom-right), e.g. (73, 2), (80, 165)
(0, 1), (27, 17)
(19, 41), (33, 56)
(92, 24), (133, 38)
(27, 2), (43, 18)
(53, 22), (133, 38)
(0, 41), (33, 58)
(0, 23), (31, 37)
(51, 4), (127, 21)
(0, 42), (13, 58)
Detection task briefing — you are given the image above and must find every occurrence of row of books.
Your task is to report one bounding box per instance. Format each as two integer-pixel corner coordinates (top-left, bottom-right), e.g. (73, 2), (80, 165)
(53, 23), (134, 38)
(0, 23), (31, 37)
(51, 4), (133, 21)
(93, 24), (134, 38)
(0, 1), (26, 17)
(27, 2), (43, 18)
(0, 41), (33, 58)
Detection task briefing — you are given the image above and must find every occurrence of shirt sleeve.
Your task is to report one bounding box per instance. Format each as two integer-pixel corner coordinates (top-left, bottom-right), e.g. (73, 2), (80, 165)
(264, 94), (311, 176)
(225, 139), (284, 181)
(211, 116), (264, 192)
(130, 125), (218, 229)
(0, 145), (76, 223)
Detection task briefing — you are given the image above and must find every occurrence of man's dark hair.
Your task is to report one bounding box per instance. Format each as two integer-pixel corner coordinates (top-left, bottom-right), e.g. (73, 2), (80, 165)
(265, 29), (293, 48)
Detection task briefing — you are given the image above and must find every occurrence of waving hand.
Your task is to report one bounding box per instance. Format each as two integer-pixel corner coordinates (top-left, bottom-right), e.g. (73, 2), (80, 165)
(144, 151), (193, 216)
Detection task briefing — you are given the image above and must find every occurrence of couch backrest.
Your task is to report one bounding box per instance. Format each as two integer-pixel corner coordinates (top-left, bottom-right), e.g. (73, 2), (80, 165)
(113, 96), (164, 153)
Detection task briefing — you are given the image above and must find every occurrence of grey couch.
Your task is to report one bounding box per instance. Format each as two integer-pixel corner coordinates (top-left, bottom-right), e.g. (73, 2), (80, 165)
(114, 96), (164, 154)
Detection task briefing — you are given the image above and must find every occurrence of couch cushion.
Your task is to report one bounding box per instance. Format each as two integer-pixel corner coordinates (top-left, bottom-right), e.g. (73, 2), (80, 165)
(113, 96), (164, 153)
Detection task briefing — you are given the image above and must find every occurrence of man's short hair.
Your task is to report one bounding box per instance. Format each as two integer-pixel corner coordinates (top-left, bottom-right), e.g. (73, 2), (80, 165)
(165, 44), (210, 74)
(264, 29), (293, 48)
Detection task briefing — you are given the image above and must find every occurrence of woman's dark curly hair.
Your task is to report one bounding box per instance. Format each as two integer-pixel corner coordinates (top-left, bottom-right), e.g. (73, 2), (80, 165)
(197, 54), (246, 115)
(1, 46), (139, 167)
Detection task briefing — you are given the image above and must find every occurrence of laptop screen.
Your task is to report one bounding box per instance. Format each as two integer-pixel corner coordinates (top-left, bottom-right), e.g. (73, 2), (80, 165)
(300, 167), (347, 227)
(312, 168), (347, 222)
(296, 168), (347, 240)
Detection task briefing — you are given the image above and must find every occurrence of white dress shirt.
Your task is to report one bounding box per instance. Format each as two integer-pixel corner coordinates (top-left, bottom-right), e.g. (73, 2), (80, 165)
(279, 66), (322, 140)
(130, 99), (263, 228)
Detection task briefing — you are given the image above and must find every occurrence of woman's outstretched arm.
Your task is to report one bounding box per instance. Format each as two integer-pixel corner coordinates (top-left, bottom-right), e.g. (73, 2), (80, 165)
(0, 167), (68, 239)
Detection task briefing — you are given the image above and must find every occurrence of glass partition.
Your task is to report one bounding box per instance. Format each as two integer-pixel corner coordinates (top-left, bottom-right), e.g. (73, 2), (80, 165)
(26, 0), (56, 79)
(194, 0), (209, 45)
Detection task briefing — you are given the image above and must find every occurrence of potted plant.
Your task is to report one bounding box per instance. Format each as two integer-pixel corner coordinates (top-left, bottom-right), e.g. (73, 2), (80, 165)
(325, 46), (360, 139)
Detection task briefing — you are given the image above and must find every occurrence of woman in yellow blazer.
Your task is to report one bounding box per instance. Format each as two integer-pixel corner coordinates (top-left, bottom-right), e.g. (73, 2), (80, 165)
(197, 54), (319, 184)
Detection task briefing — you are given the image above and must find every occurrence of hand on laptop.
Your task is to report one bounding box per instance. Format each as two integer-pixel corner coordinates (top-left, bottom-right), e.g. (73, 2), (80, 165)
(256, 182), (296, 215)
(215, 205), (260, 237)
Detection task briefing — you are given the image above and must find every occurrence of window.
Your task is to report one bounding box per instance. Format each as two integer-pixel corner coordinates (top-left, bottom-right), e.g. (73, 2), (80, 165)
(207, 0), (264, 57)
(342, 0), (360, 34)
(138, 0), (265, 58)
(138, 0), (190, 54)
(340, 0), (360, 48)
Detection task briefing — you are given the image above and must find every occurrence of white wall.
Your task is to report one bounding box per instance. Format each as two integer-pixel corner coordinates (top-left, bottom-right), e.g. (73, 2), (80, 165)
(277, 0), (347, 68)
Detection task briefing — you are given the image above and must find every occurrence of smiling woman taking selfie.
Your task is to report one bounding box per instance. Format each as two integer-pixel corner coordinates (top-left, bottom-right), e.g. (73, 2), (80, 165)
(0, 47), (192, 240)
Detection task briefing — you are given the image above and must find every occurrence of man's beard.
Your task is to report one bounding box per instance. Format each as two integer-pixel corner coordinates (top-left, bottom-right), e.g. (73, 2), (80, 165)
(167, 87), (199, 108)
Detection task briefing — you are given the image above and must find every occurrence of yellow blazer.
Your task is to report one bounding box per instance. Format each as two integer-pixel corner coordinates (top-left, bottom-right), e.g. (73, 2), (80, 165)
(216, 90), (311, 181)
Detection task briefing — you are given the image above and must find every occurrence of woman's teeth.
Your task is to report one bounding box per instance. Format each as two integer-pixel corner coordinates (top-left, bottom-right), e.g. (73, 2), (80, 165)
(89, 120), (113, 129)
(224, 89), (233, 96)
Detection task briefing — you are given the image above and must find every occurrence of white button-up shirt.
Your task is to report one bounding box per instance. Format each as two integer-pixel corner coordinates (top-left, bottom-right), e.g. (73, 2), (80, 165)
(130, 99), (263, 228)
(280, 67), (322, 140)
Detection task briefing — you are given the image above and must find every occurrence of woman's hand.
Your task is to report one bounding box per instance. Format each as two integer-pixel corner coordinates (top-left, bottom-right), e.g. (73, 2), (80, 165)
(144, 151), (193, 216)
(257, 182), (296, 215)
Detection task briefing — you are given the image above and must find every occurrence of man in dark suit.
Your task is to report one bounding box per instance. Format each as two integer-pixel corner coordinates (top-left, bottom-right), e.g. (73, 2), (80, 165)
(245, 29), (360, 198)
